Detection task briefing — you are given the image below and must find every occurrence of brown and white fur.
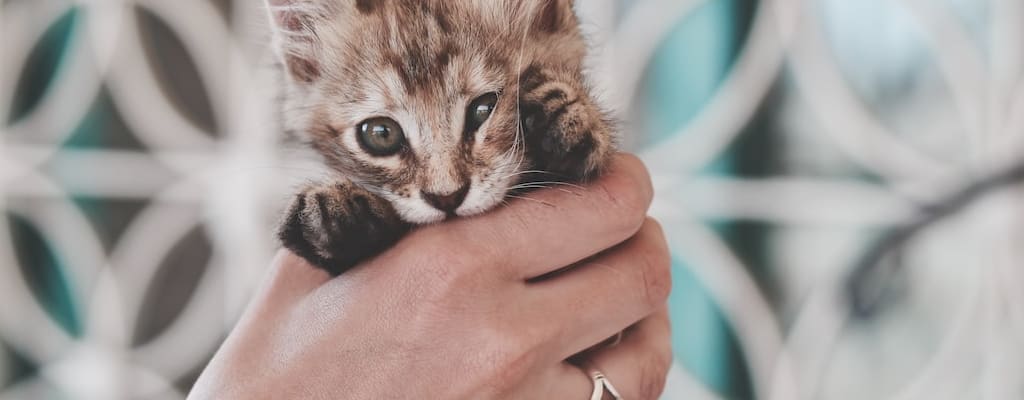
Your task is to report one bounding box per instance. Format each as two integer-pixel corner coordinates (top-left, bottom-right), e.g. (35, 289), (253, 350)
(268, 0), (615, 276)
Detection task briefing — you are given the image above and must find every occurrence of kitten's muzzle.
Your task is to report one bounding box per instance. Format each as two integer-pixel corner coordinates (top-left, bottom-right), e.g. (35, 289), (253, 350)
(422, 185), (470, 215)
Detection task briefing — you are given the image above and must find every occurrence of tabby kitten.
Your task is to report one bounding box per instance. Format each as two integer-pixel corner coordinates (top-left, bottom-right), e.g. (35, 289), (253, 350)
(268, 0), (615, 276)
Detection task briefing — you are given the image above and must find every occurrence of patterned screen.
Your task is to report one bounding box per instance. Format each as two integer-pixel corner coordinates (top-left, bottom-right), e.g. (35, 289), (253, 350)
(2, 0), (1022, 399)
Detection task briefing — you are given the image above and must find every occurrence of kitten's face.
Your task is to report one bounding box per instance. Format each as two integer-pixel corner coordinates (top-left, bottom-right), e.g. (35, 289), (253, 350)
(271, 0), (588, 224)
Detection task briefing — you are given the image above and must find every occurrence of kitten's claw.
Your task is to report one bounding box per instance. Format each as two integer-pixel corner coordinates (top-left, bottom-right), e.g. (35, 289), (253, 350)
(278, 182), (410, 276)
(521, 76), (613, 182)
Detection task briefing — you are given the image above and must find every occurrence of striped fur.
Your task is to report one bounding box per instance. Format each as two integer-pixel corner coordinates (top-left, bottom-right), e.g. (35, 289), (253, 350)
(269, 0), (615, 275)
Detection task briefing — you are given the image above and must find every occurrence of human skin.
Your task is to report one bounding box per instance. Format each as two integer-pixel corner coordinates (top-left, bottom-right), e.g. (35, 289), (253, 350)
(188, 154), (673, 399)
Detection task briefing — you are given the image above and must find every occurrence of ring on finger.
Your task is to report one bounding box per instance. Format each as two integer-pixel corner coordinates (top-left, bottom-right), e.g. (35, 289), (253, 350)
(586, 368), (623, 400)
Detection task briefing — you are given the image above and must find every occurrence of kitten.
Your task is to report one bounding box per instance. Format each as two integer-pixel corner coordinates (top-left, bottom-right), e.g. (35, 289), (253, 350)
(267, 0), (615, 276)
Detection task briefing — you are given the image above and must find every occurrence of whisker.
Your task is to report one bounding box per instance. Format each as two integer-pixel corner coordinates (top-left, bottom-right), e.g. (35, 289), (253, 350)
(500, 169), (578, 184)
(505, 194), (556, 208)
(499, 170), (557, 180)
(508, 185), (578, 196)
(513, 181), (586, 190)
(510, 4), (537, 177)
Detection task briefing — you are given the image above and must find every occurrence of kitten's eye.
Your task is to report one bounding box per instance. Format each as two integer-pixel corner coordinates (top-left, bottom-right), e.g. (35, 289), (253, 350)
(357, 117), (406, 156)
(466, 93), (499, 133)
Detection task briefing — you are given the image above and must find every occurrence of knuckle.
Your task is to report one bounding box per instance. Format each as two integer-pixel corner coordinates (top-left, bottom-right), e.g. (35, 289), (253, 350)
(636, 356), (670, 400)
(415, 251), (473, 301)
(645, 217), (666, 239)
(399, 228), (501, 304)
(479, 338), (538, 394)
(612, 154), (654, 206)
(592, 156), (654, 237)
(444, 221), (511, 268)
(651, 334), (675, 375)
(637, 223), (673, 307)
(607, 174), (649, 214)
(594, 178), (648, 238)
(471, 217), (523, 265)
(497, 351), (536, 385)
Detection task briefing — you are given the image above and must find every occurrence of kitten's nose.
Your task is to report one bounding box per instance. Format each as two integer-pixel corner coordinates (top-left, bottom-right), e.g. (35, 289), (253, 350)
(422, 185), (470, 214)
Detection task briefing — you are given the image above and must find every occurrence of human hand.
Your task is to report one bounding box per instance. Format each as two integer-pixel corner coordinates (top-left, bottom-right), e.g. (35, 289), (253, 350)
(188, 154), (673, 400)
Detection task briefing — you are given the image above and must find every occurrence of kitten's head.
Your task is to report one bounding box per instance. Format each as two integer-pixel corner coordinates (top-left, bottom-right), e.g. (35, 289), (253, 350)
(268, 0), (593, 224)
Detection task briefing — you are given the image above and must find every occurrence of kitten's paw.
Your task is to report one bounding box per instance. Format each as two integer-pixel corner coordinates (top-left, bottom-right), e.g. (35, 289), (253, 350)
(521, 80), (614, 182)
(278, 182), (410, 276)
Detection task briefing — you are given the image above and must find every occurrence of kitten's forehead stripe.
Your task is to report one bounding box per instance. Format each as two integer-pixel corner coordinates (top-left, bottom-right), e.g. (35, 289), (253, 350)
(391, 46), (450, 96)
(436, 44), (456, 71)
(355, 0), (380, 14)
(433, 7), (453, 34)
(381, 4), (459, 96)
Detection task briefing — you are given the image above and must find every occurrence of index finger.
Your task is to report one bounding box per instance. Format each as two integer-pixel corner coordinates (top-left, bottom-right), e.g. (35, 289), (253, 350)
(410, 153), (654, 280)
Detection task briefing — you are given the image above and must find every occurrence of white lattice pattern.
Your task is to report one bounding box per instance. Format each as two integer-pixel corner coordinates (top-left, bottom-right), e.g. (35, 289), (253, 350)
(1, 0), (1022, 399)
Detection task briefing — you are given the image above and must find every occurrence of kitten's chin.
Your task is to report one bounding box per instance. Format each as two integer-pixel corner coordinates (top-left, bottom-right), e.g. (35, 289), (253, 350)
(383, 194), (443, 224)
(454, 199), (503, 219)
(396, 205), (448, 225)
(455, 186), (507, 218)
(389, 186), (507, 225)
(395, 201), (497, 225)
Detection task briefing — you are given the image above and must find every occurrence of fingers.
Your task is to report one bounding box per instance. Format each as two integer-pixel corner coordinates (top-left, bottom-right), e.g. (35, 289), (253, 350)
(405, 153), (653, 281)
(542, 308), (673, 400)
(582, 307), (673, 400)
(525, 219), (672, 360)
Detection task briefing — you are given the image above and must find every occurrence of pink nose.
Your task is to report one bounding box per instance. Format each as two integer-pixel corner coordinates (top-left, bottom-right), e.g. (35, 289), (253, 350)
(422, 185), (470, 214)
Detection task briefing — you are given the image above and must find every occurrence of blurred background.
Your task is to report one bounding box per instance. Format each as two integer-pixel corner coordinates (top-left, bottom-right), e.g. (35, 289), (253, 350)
(2, 0), (1023, 399)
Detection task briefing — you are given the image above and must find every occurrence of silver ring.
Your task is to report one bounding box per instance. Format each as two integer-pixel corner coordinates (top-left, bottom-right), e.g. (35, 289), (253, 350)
(588, 369), (624, 400)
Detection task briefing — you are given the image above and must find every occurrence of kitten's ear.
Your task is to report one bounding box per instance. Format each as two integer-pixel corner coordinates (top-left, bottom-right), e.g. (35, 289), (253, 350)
(534, 0), (576, 33)
(266, 0), (331, 83)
